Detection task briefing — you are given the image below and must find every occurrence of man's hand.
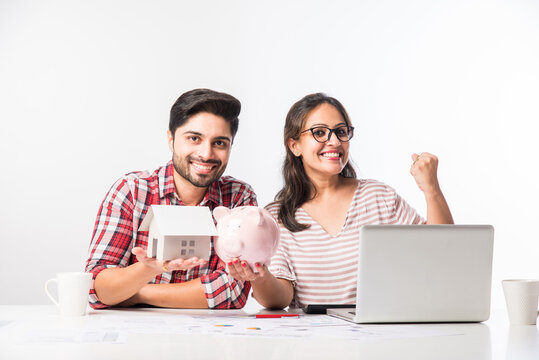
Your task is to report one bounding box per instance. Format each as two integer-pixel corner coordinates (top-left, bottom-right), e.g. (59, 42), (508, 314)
(410, 152), (441, 196)
(227, 258), (269, 283)
(131, 247), (207, 274)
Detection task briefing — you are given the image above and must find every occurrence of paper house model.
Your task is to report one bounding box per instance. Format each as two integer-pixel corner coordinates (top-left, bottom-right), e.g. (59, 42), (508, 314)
(139, 205), (217, 261)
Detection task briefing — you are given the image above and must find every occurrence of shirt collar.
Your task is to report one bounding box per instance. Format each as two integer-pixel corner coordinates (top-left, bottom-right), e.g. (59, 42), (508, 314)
(159, 160), (222, 207)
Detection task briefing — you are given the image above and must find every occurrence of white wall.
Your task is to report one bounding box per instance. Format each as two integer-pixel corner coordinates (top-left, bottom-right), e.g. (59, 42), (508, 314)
(1, 0), (538, 310)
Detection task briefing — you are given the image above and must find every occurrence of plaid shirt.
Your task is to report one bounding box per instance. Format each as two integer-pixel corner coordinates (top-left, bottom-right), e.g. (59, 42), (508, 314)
(85, 161), (257, 309)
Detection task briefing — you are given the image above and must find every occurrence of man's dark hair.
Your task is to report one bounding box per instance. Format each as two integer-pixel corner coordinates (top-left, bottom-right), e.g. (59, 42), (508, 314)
(169, 88), (241, 138)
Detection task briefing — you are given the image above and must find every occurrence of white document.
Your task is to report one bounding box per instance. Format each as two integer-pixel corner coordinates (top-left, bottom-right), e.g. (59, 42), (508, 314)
(98, 314), (462, 341)
(13, 312), (462, 343)
(0, 320), (12, 328)
(22, 329), (127, 344)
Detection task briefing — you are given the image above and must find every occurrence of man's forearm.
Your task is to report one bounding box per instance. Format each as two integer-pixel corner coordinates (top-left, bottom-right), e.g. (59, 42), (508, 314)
(136, 279), (208, 308)
(94, 262), (162, 306)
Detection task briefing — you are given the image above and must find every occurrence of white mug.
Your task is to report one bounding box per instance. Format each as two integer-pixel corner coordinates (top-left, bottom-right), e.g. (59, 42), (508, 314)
(502, 279), (539, 325)
(45, 272), (92, 316)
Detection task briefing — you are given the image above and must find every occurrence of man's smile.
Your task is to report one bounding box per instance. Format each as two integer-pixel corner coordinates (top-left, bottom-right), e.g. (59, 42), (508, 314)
(189, 158), (221, 175)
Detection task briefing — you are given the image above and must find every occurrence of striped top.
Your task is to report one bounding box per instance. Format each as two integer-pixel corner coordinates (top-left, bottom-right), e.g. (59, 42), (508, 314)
(265, 179), (425, 308)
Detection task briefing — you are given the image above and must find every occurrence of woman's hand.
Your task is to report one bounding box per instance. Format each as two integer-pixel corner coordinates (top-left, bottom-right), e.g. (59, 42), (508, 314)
(227, 258), (270, 283)
(410, 152), (454, 224)
(227, 258), (294, 309)
(410, 152), (442, 196)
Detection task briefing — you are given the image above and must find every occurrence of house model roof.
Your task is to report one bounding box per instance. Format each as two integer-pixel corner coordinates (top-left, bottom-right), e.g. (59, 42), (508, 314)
(139, 205), (217, 236)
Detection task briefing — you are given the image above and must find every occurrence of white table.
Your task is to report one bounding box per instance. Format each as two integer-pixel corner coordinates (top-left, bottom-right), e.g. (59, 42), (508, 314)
(0, 305), (537, 360)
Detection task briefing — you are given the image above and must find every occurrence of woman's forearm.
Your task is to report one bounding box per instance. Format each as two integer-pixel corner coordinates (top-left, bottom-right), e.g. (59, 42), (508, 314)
(251, 274), (294, 309)
(425, 188), (454, 224)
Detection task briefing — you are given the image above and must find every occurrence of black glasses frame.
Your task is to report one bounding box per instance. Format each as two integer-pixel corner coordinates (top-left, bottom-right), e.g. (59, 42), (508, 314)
(300, 125), (355, 143)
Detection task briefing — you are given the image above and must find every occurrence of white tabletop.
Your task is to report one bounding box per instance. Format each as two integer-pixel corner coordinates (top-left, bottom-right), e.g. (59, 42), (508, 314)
(0, 305), (537, 360)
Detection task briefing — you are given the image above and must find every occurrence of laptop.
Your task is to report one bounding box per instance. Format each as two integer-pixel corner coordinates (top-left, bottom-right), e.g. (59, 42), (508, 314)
(327, 225), (494, 323)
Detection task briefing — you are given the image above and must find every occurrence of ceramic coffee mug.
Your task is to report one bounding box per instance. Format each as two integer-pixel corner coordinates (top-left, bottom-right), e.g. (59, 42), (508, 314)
(45, 272), (92, 316)
(502, 279), (539, 325)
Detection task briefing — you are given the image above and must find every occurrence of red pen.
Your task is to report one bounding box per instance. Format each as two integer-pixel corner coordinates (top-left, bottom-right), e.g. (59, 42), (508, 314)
(255, 314), (301, 318)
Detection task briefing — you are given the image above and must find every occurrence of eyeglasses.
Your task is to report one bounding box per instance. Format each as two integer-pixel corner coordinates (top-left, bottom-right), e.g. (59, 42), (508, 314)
(300, 125), (354, 143)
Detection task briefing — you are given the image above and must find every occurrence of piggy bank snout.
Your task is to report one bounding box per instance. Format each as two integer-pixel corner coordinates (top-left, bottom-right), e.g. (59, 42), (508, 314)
(221, 234), (244, 255)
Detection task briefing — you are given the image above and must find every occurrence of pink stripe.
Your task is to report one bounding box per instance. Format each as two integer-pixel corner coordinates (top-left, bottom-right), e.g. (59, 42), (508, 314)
(296, 275), (358, 286)
(285, 241), (358, 254)
(291, 254), (359, 266)
(297, 292), (356, 301)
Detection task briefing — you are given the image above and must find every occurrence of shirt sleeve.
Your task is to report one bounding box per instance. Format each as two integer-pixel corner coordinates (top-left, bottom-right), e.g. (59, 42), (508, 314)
(85, 177), (136, 309)
(268, 240), (297, 285)
(200, 257), (252, 309)
(392, 192), (426, 224)
(264, 204), (297, 284)
(199, 183), (258, 309)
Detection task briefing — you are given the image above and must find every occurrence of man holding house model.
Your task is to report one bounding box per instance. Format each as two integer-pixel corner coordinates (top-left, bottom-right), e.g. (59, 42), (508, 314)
(85, 89), (257, 309)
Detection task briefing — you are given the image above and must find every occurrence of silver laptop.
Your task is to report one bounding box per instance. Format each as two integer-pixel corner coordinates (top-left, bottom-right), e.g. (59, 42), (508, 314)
(328, 225), (494, 323)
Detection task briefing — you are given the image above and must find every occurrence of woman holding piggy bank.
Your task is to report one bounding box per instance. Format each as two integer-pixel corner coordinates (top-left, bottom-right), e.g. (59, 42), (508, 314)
(228, 93), (454, 309)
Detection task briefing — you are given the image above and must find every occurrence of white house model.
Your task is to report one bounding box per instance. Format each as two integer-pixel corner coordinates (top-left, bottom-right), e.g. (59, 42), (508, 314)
(139, 205), (218, 261)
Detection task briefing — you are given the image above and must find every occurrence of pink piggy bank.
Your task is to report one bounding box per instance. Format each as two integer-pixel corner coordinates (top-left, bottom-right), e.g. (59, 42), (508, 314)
(213, 206), (280, 272)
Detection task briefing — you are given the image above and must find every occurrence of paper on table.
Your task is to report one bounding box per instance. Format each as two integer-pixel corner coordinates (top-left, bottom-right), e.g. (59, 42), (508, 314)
(0, 320), (13, 329)
(22, 329), (127, 344)
(12, 316), (128, 344)
(13, 312), (462, 343)
(98, 314), (462, 341)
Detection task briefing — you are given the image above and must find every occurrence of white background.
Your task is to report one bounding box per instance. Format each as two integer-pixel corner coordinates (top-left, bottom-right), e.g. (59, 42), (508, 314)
(1, 0), (538, 311)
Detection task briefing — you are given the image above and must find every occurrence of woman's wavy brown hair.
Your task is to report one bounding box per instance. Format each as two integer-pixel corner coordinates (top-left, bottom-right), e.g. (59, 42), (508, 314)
(274, 93), (357, 232)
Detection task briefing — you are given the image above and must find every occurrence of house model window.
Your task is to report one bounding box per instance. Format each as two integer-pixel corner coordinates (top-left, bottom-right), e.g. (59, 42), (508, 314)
(139, 205), (218, 261)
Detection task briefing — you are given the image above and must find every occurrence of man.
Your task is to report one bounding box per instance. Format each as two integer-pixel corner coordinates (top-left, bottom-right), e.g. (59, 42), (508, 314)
(85, 89), (257, 309)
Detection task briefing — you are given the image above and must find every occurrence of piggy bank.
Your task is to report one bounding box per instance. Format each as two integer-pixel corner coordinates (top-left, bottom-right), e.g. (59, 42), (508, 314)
(213, 206), (280, 272)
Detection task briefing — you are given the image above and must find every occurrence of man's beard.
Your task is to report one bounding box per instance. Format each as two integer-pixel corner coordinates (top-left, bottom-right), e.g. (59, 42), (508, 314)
(172, 153), (225, 188)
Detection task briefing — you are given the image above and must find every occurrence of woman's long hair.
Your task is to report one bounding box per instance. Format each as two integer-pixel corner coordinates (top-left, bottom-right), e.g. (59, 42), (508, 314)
(274, 93), (357, 232)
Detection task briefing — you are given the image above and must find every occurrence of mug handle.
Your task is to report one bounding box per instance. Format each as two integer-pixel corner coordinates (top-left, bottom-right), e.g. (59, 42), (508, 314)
(45, 278), (59, 306)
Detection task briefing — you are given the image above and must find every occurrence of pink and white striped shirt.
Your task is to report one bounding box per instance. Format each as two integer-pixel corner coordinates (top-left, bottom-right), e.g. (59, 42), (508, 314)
(265, 179), (425, 308)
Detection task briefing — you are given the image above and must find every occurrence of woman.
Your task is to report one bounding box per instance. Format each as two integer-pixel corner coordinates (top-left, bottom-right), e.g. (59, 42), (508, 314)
(228, 93), (453, 309)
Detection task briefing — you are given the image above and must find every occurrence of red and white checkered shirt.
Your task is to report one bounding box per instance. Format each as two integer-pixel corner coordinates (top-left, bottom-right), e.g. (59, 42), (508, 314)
(85, 160), (257, 309)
